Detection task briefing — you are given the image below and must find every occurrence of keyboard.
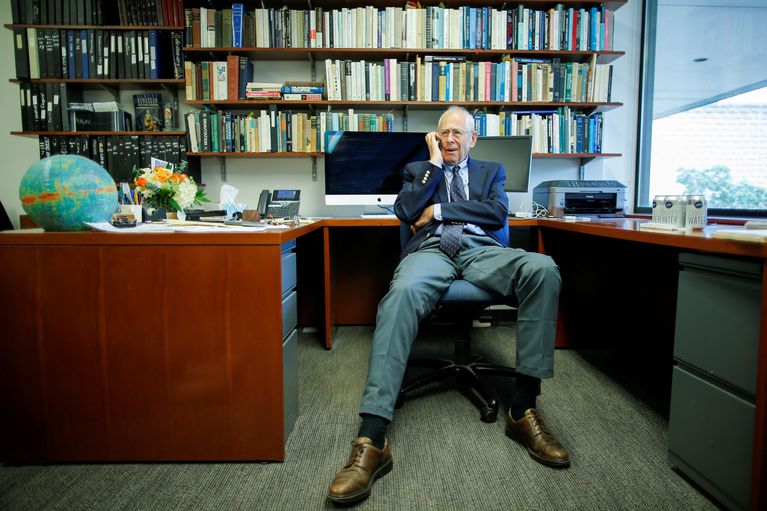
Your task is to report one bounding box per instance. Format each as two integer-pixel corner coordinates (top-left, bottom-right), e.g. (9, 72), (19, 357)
(360, 213), (397, 219)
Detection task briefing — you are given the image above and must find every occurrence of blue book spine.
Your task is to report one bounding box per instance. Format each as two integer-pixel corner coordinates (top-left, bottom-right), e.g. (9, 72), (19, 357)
(445, 64), (451, 101)
(482, 7), (489, 50)
(468, 8), (476, 50)
(148, 30), (158, 79)
(589, 7), (597, 50)
(237, 57), (250, 100)
(232, 4), (243, 48)
(462, 7), (469, 49)
(66, 30), (75, 79)
(80, 30), (89, 79)
(281, 85), (324, 93)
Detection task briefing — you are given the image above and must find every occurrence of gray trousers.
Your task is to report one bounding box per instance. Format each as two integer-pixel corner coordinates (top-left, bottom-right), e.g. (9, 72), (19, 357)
(359, 235), (561, 421)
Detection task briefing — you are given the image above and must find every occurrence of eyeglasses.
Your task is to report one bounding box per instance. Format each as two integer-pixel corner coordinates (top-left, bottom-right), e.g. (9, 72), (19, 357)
(437, 129), (470, 139)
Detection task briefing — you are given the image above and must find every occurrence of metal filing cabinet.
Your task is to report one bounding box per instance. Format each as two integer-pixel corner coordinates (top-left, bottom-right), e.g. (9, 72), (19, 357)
(281, 240), (299, 440)
(668, 253), (761, 511)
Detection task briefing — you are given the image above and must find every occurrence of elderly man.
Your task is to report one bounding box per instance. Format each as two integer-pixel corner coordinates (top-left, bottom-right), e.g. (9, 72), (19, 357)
(327, 106), (568, 504)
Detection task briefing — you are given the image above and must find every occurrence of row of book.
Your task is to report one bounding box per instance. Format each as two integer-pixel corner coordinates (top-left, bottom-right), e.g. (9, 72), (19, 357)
(13, 28), (184, 80)
(473, 109), (604, 154)
(19, 81), (177, 133)
(10, 0), (184, 27)
(19, 82), (75, 132)
(183, 57), (254, 102)
(184, 4), (614, 51)
(37, 135), (189, 183)
(185, 109), (395, 154)
(115, 0), (185, 27)
(324, 56), (613, 103)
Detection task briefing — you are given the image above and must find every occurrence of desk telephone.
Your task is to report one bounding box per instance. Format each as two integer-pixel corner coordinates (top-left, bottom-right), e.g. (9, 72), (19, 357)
(258, 189), (301, 218)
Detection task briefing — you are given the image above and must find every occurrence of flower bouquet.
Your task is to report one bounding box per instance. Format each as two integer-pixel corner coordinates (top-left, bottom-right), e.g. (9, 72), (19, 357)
(133, 159), (208, 214)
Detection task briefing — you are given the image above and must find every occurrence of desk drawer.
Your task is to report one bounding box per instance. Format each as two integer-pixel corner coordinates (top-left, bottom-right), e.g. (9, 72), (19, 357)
(283, 328), (298, 440)
(674, 254), (761, 395)
(668, 366), (753, 511)
(282, 290), (297, 339)
(281, 251), (297, 296)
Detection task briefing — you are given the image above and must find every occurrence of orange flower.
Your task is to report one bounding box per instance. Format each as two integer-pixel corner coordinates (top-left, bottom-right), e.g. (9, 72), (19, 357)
(154, 168), (172, 182)
(171, 173), (182, 182)
(135, 177), (147, 187)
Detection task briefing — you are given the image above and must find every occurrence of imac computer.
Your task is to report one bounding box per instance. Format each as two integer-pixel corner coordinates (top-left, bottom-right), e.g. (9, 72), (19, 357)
(324, 131), (429, 207)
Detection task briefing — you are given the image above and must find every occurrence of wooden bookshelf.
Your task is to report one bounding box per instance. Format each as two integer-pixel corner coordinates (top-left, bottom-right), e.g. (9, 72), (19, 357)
(12, 131), (186, 137)
(185, 99), (623, 111)
(187, 152), (324, 158)
(182, 0), (624, 161)
(183, 47), (625, 64)
(4, 24), (184, 31)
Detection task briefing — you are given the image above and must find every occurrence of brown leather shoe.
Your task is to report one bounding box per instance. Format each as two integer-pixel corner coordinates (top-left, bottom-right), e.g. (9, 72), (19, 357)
(327, 437), (393, 504)
(505, 408), (570, 468)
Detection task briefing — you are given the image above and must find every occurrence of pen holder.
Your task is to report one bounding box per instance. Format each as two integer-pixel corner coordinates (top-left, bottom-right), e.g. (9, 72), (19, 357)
(120, 204), (143, 223)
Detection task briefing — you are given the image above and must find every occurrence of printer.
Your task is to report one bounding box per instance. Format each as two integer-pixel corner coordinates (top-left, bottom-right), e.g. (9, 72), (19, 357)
(532, 180), (627, 217)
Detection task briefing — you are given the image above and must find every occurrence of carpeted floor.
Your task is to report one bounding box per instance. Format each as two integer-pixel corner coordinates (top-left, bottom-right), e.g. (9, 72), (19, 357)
(0, 324), (718, 510)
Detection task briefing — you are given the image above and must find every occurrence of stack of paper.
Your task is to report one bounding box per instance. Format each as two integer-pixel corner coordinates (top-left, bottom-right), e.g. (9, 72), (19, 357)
(712, 228), (767, 243)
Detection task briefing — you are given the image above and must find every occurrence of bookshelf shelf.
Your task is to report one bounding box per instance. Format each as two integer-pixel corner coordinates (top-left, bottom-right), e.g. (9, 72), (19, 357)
(186, 151), (618, 159)
(271, 1), (627, 9)
(11, 131), (186, 137)
(186, 99), (623, 111)
(182, 47), (625, 64)
(4, 24), (184, 31)
(10, 79), (185, 88)
(187, 152), (323, 158)
(534, 152), (621, 159)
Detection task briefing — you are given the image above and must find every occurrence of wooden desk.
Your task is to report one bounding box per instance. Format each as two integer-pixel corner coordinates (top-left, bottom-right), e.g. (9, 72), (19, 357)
(0, 223), (323, 462)
(1, 218), (765, 508)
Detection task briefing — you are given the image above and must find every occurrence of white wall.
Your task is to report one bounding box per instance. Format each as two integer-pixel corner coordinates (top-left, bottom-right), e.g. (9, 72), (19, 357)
(0, 1), (643, 228)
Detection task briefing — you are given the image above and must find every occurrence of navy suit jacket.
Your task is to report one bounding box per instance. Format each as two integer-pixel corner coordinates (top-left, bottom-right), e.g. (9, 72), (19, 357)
(394, 157), (510, 259)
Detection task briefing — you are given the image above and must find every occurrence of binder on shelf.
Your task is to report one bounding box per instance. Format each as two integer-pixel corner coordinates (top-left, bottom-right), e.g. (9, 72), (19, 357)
(13, 29), (29, 80)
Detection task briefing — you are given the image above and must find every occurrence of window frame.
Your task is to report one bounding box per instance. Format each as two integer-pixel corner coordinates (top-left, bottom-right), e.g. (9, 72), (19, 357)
(635, 0), (767, 218)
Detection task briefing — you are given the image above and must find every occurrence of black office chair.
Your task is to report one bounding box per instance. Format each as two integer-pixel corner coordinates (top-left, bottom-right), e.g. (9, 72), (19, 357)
(0, 200), (13, 231)
(396, 223), (518, 423)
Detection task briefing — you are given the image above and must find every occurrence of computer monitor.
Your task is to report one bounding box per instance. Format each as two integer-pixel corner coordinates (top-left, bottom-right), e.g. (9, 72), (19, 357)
(470, 136), (533, 193)
(324, 131), (429, 206)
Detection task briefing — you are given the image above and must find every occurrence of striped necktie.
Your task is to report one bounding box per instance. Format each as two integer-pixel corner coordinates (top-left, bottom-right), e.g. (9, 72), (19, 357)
(439, 167), (466, 257)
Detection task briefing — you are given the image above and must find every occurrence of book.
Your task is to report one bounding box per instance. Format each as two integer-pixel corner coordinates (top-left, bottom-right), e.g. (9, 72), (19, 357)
(133, 93), (163, 131)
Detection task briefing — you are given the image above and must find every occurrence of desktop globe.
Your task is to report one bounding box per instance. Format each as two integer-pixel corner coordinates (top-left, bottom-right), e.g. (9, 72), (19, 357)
(19, 154), (118, 231)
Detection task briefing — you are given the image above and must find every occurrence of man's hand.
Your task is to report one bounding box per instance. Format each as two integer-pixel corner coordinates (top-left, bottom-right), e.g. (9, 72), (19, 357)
(426, 132), (443, 167)
(413, 204), (435, 231)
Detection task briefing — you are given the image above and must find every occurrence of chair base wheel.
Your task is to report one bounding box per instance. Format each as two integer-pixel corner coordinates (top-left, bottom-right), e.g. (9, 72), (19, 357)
(480, 407), (498, 423)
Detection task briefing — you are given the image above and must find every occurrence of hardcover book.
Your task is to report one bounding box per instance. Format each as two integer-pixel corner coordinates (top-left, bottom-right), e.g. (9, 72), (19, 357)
(133, 93), (163, 131)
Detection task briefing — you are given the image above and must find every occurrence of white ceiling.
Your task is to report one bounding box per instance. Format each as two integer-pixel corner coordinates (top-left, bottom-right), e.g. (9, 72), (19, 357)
(653, 0), (767, 118)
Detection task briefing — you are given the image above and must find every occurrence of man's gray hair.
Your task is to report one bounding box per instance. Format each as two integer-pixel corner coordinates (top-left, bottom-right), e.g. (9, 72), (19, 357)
(438, 106), (475, 133)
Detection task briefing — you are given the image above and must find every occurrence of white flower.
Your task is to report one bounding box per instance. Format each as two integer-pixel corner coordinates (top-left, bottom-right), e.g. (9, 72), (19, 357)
(175, 180), (198, 210)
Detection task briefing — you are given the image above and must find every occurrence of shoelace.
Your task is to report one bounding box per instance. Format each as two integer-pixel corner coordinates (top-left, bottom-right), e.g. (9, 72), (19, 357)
(528, 411), (553, 438)
(346, 442), (367, 468)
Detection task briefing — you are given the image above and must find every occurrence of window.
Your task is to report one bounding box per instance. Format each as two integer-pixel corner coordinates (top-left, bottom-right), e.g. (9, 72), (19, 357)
(637, 0), (767, 216)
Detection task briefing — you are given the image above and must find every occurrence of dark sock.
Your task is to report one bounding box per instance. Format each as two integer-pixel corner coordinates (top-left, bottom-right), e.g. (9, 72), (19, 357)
(510, 375), (541, 420)
(357, 413), (389, 450)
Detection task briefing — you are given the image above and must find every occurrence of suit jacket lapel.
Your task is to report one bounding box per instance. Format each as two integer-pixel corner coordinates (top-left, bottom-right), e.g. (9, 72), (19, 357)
(467, 158), (486, 200)
(432, 162), (449, 203)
